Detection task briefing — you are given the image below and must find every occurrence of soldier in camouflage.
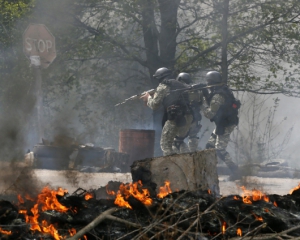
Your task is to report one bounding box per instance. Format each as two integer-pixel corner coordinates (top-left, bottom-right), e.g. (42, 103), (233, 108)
(200, 71), (241, 180)
(173, 72), (203, 153)
(140, 67), (193, 156)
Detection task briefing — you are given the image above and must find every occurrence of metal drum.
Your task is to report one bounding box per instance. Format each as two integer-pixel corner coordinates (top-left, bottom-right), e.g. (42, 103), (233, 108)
(119, 129), (155, 170)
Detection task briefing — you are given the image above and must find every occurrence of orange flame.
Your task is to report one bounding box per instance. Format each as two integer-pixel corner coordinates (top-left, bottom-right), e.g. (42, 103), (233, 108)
(35, 186), (68, 212)
(41, 220), (60, 240)
(19, 186), (69, 240)
(107, 181), (153, 209)
(0, 227), (12, 235)
(237, 228), (242, 236)
(233, 196), (239, 200)
(264, 208), (269, 212)
(69, 228), (76, 236)
(115, 192), (132, 209)
(222, 221), (226, 234)
(106, 185), (116, 196)
(18, 194), (24, 204)
(85, 192), (93, 200)
(208, 189), (211, 194)
(252, 189), (263, 201)
(119, 181), (152, 205)
(252, 212), (263, 222)
(25, 193), (35, 202)
(290, 183), (300, 194)
(19, 209), (27, 214)
(274, 201), (278, 207)
(157, 181), (172, 198)
(264, 195), (269, 202)
(240, 186), (269, 204)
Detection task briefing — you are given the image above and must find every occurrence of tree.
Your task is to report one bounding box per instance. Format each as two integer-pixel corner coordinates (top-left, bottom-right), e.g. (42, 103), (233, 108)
(55, 0), (300, 93)
(26, 0), (300, 152)
(230, 94), (293, 166)
(0, 0), (34, 45)
(0, 0), (36, 160)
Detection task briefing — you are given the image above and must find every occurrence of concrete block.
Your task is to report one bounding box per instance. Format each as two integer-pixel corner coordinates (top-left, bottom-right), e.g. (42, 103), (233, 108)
(131, 149), (220, 196)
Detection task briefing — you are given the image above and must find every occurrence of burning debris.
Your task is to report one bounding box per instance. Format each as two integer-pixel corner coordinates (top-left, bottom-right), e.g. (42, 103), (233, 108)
(1, 145), (298, 239)
(1, 180), (300, 240)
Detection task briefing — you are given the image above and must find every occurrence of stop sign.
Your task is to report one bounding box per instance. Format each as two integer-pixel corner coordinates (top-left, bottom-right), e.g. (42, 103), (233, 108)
(23, 24), (56, 68)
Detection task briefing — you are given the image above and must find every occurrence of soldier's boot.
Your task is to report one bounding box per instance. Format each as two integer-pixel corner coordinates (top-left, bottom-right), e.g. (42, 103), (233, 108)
(188, 137), (199, 152)
(216, 150), (241, 181)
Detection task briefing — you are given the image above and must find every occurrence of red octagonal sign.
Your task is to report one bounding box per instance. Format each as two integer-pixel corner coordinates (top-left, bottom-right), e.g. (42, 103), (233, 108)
(23, 24), (56, 69)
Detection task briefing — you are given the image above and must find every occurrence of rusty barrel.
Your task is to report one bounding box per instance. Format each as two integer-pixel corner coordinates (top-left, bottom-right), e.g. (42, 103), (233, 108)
(119, 129), (155, 169)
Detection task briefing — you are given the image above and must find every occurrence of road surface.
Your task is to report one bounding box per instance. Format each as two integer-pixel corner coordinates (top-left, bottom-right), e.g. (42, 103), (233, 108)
(1, 168), (299, 197)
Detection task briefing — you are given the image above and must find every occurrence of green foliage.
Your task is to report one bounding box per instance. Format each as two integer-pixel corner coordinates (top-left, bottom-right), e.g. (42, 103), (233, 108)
(1, 0), (300, 148)
(0, 0), (35, 45)
(30, 0), (300, 96)
(0, 0), (35, 98)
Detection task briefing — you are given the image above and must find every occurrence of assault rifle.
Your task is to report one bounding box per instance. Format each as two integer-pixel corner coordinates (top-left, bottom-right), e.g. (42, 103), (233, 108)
(171, 82), (224, 101)
(115, 89), (156, 107)
(171, 82), (224, 93)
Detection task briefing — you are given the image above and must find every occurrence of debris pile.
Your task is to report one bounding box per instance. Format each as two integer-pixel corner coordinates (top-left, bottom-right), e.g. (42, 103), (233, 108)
(31, 139), (129, 172)
(2, 181), (300, 239)
(218, 159), (300, 178)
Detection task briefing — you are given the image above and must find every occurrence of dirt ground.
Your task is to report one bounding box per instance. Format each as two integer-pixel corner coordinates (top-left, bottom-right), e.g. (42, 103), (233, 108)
(1, 168), (299, 197)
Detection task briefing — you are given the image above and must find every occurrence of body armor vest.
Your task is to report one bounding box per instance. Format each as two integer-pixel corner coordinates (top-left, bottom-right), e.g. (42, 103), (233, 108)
(207, 86), (241, 134)
(161, 79), (190, 109)
(161, 79), (191, 127)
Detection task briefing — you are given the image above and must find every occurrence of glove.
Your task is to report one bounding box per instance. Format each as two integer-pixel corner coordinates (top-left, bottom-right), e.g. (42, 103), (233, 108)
(202, 88), (209, 100)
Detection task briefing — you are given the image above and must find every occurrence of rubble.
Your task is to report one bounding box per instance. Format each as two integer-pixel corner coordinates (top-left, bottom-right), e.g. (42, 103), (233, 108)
(31, 141), (130, 173)
(1, 182), (300, 239)
(218, 159), (300, 178)
(10, 138), (300, 239)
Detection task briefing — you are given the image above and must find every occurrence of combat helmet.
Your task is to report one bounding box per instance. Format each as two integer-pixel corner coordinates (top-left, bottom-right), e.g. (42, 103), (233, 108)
(205, 71), (222, 85)
(153, 67), (172, 82)
(176, 72), (192, 84)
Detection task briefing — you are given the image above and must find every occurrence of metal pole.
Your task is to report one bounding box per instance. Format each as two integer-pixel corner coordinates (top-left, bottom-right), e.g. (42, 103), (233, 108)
(34, 66), (44, 143)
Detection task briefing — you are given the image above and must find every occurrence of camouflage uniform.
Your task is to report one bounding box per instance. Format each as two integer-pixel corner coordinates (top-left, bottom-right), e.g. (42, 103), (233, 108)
(173, 90), (203, 153)
(201, 93), (239, 175)
(148, 83), (193, 156)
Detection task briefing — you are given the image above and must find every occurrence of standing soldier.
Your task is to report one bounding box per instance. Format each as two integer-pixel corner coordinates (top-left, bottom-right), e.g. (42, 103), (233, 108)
(140, 67), (193, 156)
(173, 72), (203, 153)
(200, 71), (241, 180)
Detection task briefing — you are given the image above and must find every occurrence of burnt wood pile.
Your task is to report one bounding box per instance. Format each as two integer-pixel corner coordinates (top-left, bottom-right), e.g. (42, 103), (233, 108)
(2, 183), (300, 240)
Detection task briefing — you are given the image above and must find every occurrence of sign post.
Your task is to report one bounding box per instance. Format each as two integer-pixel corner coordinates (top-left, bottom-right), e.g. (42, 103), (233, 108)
(23, 24), (56, 143)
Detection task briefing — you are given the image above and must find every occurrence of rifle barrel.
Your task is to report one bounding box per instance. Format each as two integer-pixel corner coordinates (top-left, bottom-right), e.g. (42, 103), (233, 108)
(114, 88), (156, 107)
